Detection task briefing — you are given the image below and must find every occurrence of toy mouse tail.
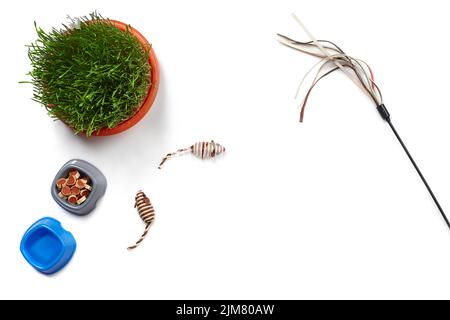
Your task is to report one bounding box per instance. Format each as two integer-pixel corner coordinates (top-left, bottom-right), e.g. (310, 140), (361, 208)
(127, 223), (152, 251)
(158, 147), (191, 169)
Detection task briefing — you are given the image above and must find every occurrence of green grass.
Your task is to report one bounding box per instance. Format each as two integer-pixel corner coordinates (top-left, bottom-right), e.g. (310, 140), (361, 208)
(24, 13), (151, 136)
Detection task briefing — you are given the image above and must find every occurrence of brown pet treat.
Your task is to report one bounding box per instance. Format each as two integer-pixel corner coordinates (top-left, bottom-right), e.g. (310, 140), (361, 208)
(80, 189), (90, 198)
(68, 195), (78, 205)
(69, 170), (80, 179)
(84, 184), (92, 191)
(58, 192), (67, 200)
(71, 187), (80, 196)
(66, 175), (76, 186)
(77, 196), (86, 205)
(75, 179), (86, 189)
(61, 185), (72, 197)
(56, 178), (66, 189)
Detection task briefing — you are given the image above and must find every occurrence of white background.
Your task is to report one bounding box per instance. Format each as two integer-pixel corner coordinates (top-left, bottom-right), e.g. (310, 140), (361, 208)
(1, 0), (450, 300)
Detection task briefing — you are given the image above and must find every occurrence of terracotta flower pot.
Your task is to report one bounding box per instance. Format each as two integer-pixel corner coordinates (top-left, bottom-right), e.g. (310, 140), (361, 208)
(88, 20), (159, 136)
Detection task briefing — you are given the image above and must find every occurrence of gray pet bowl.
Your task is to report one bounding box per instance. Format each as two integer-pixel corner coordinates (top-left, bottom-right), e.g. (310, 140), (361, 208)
(51, 159), (107, 215)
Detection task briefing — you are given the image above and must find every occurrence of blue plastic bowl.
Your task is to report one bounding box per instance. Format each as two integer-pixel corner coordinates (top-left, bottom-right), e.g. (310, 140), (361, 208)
(20, 217), (76, 274)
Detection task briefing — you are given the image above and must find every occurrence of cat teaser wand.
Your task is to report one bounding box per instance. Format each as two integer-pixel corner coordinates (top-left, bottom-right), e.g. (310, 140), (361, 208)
(278, 14), (450, 231)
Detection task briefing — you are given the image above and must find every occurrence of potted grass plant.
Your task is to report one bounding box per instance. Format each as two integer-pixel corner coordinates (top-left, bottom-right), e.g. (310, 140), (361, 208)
(23, 13), (159, 136)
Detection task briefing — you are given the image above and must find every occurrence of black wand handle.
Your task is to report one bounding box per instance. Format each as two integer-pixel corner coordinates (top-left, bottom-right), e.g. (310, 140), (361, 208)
(377, 104), (450, 230)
